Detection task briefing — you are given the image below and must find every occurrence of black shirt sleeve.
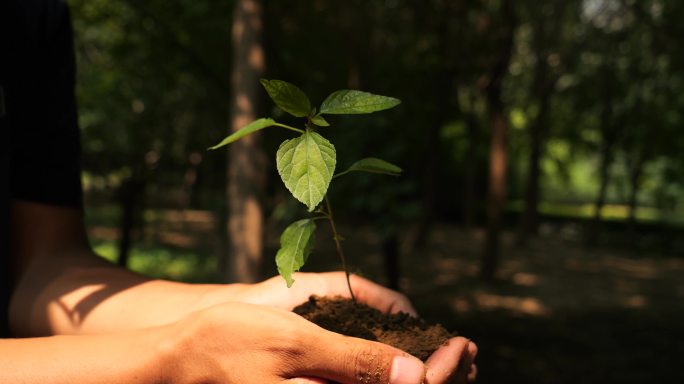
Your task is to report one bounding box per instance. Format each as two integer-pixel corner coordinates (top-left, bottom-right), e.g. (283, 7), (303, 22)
(9, 0), (83, 207)
(1, 0), (83, 337)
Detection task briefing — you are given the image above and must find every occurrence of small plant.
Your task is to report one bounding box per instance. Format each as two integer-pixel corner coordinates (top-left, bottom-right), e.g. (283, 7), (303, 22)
(210, 79), (402, 300)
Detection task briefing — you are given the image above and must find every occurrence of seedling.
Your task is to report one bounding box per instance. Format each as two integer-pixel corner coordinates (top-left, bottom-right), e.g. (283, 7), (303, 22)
(210, 79), (401, 300)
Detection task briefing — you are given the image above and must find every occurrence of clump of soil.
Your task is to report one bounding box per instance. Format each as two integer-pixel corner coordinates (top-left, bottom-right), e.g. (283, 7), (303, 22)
(293, 295), (455, 361)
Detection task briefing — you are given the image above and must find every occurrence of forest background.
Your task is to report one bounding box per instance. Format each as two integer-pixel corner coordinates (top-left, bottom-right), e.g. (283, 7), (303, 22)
(70, 0), (684, 382)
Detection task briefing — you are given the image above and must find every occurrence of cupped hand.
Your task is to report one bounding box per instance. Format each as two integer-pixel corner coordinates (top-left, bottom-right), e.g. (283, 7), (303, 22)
(196, 272), (477, 382)
(160, 302), (428, 384)
(235, 272), (477, 383)
(240, 271), (417, 316)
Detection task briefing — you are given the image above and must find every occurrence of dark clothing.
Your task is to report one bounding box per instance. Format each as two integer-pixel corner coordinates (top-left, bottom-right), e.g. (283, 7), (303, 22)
(0, 0), (83, 337)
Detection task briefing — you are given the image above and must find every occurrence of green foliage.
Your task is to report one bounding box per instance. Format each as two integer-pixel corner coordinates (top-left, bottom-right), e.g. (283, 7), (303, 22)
(260, 79), (312, 117)
(211, 79), (401, 287)
(310, 114), (330, 127)
(275, 218), (317, 287)
(276, 131), (336, 212)
(319, 90), (401, 115)
(208, 118), (278, 150)
(336, 157), (403, 178)
(74, 0), (684, 289)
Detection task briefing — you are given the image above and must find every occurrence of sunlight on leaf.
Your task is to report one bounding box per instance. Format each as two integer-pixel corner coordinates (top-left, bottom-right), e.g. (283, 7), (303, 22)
(276, 131), (336, 211)
(208, 118), (277, 150)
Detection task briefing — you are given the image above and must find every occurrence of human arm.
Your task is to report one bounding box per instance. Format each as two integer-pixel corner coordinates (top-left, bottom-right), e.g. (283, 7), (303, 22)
(10, 200), (476, 383)
(2, 300), (437, 384)
(0, 327), (163, 383)
(8, 202), (431, 384)
(9, 201), (409, 336)
(9, 200), (250, 336)
(8, 283), (474, 384)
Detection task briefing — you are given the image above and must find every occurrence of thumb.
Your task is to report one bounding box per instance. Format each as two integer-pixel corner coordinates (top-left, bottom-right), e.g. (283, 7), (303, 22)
(304, 331), (425, 384)
(283, 378), (328, 384)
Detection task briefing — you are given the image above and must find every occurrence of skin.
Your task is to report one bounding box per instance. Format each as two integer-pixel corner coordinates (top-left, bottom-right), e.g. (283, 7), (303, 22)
(4, 200), (477, 383)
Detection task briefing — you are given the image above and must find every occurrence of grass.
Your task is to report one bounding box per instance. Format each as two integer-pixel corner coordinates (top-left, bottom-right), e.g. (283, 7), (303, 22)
(91, 240), (221, 283)
(85, 198), (684, 286)
(508, 200), (684, 227)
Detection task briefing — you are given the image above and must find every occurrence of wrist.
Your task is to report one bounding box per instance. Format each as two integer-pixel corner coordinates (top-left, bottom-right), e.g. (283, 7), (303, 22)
(123, 326), (176, 384)
(150, 320), (188, 384)
(151, 309), (224, 384)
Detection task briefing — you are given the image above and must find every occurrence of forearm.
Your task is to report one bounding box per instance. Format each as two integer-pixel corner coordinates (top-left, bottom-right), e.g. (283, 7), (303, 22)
(10, 248), (246, 336)
(0, 327), (165, 383)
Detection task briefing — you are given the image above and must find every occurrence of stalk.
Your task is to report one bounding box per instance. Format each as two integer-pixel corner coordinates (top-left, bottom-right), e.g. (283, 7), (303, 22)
(324, 195), (356, 302)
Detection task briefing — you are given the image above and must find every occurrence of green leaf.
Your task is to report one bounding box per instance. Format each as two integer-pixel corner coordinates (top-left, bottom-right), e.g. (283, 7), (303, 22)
(275, 219), (317, 287)
(319, 90), (401, 115)
(277, 131), (336, 211)
(208, 118), (277, 150)
(310, 115), (330, 127)
(337, 157), (402, 177)
(260, 79), (311, 117)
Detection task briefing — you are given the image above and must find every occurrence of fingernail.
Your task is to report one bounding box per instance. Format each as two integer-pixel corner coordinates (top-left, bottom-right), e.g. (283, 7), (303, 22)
(390, 356), (424, 384)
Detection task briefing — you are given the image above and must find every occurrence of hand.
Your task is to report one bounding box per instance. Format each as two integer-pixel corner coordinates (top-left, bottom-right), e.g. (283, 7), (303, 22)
(159, 302), (430, 384)
(195, 272), (476, 382)
(239, 272), (418, 315)
(234, 272), (478, 383)
(425, 337), (478, 384)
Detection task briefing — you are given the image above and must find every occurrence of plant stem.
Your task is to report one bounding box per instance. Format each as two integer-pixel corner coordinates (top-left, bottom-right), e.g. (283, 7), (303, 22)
(324, 195), (356, 302)
(273, 122), (305, 134)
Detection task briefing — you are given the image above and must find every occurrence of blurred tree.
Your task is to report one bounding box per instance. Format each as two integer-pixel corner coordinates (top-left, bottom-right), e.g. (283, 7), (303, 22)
(584, 2), (636, 245)
(515, 0), (580, 246)
(71, 0), (231, 265)
(410, 0), (461, 249)
(69, 0), (684, 279)
(481, 0), (517, 280)
(225, 0), (267, 283)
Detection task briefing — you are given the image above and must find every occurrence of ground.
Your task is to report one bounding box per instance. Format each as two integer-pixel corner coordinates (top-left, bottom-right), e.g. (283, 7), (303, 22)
(395, 228), (684, 384)
(88, 209), (684, 383)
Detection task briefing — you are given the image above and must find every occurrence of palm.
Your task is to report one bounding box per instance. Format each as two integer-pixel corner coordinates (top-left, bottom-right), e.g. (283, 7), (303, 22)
(247, 272), (416, 314)
(241, 272), (477, 383)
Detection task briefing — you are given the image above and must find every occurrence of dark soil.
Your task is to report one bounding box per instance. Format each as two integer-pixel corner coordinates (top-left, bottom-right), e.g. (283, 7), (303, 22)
(293, 295), (454, 361)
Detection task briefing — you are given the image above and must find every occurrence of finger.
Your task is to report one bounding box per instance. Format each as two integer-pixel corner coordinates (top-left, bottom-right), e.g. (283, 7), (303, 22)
(465, 342), (478, 383)
(451, 342), (477, 384)
(272, 272), (418, 316)
(251, 273), (331, 311)
(424, 337), (471, 384)
(283, 377), (329, 384)
(325, 273), (417, 316)
(304, 331), (425, 384)
(467, 364), (477, 383)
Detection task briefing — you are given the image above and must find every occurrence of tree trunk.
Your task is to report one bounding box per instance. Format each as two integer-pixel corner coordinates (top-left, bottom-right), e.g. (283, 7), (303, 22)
(117, 178), (145, 268)
(225, 0), (267, 283)
(586, 64), (617, 246)
(516, 96), (549, 246)
(463, 112), (479, 228)
(411, 3), (454, 248)
(411, 105), (443, 249)
(626, 158), (644, 237)
(481, 98), (509, 281)
(587, 139), (614, 246)
(382, 231), (400, 291)
(481, 0), (516, 281)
